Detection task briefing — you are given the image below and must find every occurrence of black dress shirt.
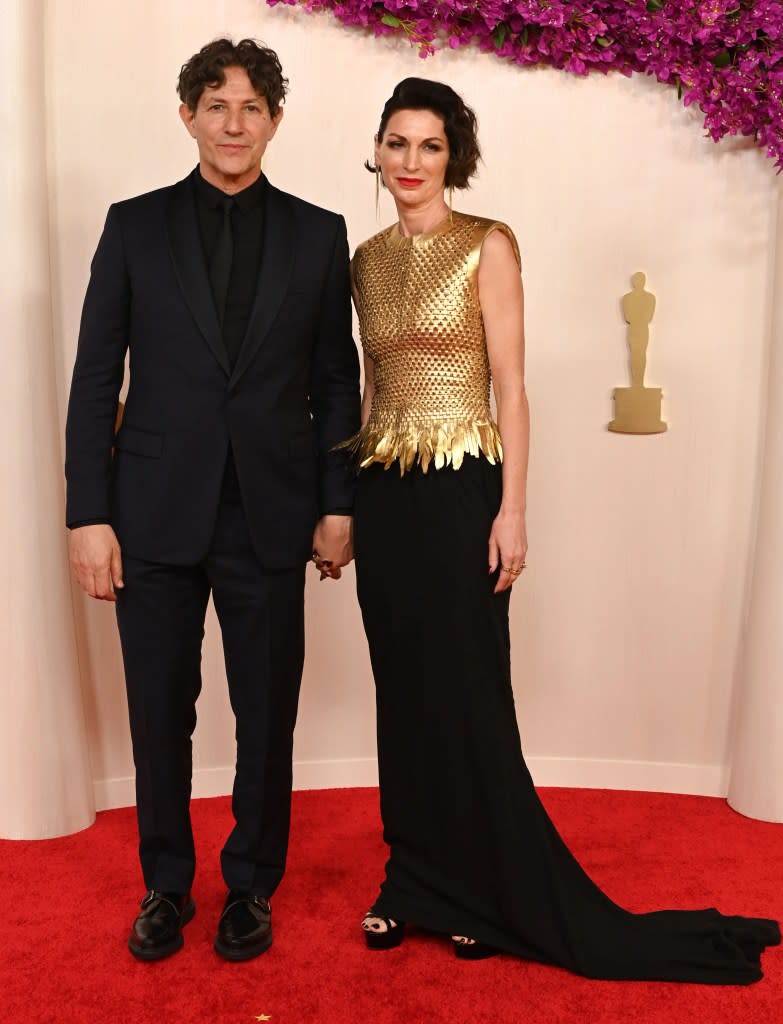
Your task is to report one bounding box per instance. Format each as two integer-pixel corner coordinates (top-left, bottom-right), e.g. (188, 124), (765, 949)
(192, 167), (265, 370)
(192, 168), (266, 502)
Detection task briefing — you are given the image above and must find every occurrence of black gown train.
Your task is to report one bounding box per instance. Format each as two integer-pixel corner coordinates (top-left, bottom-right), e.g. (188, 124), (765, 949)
(354, 457), (779, 984)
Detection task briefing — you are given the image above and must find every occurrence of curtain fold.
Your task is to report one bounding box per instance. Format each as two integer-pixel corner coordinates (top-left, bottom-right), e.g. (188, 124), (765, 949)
(728, 179), (783, 824)
(0, 0), (95, 839)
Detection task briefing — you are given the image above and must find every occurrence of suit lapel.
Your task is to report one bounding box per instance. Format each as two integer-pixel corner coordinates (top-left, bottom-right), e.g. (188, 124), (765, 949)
(165, 176), (231, 377)
(229, 180), (294, 389)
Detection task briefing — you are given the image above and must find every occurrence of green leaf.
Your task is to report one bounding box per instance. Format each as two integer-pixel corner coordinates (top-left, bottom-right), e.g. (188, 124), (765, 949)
(596, 36), (612, 48)
(646, 0), (664, 11)
(381, 13), (401, 27)
(492, 23), (509, 49)
(712, 50), (731, 68)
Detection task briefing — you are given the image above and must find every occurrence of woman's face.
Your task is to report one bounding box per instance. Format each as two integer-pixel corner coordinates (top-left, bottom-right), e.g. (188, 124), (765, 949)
(375, 108), (450, 212)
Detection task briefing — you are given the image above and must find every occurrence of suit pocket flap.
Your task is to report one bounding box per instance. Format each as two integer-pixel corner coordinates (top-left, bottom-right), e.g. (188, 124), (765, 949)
(114, 425), (164, 458)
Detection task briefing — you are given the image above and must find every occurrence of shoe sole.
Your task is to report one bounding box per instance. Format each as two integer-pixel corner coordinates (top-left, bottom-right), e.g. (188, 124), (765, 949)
(128, 900), (196, 961)
(214, 930), (273, 961)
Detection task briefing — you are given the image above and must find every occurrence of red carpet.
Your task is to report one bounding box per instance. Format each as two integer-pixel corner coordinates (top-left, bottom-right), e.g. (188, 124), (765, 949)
(0, 787), (780, 1024)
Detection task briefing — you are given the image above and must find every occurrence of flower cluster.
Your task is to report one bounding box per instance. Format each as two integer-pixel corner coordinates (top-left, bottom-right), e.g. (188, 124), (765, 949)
(265, 0), (783, 169)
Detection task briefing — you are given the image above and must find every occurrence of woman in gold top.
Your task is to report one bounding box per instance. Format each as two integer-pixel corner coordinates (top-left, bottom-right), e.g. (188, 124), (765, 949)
(338, 78), (778, 982)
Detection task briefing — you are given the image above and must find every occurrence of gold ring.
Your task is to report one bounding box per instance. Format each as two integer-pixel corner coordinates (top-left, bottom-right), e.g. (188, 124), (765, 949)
(502, 565), (521, 576)
(312, 551), (320, 563)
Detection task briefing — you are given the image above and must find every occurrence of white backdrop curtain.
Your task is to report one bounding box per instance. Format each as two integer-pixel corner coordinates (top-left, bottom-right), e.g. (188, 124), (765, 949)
(728, 181), (783, 824)
(0, 0), (95, 839)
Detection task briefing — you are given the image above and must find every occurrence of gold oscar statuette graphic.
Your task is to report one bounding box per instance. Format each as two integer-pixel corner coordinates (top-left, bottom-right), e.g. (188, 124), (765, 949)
(608, 272), (667, 434)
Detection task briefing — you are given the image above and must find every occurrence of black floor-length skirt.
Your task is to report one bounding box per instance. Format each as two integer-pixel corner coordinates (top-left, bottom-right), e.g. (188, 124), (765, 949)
(353, 455), (779, 984)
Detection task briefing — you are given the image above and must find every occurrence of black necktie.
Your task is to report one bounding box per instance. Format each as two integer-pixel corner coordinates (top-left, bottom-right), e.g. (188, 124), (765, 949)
(210, 195), (235, 326)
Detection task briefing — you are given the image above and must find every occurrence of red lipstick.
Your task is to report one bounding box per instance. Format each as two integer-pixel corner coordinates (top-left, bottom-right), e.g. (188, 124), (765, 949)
(397, 177), (423, 187)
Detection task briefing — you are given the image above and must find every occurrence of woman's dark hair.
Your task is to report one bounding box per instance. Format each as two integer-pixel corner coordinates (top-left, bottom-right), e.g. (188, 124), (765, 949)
(177, 38), (288, 115)
(367, 78), (481, 189)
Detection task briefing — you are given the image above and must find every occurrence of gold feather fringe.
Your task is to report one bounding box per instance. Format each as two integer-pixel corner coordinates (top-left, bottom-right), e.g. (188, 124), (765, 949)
(337, 419), (503, 476)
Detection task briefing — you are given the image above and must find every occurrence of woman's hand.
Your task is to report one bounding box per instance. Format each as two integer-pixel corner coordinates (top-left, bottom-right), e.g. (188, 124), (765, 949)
(488, 508), (528, 594)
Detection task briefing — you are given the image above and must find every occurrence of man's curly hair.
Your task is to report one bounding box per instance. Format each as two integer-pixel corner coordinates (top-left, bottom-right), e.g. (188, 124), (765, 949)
(177, 38), (288, 115)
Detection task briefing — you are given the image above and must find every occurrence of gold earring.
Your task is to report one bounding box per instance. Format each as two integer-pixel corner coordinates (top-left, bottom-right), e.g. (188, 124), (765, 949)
(448, 184), (454, 223)
(375, 165), (381, 221)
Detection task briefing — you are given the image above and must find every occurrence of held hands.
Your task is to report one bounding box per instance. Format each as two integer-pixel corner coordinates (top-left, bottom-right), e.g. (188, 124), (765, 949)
(311, 514), (354, 581)
(488, 507), (528, 594)
(68, 524), (124, 601)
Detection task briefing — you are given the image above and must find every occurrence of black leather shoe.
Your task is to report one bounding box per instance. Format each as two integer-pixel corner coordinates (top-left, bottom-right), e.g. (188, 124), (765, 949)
(214, 891), (272, 961)
(128, 890), (195, 961)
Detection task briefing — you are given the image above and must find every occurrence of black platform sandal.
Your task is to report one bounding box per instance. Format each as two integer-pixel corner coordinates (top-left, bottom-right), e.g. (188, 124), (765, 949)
(452, 936), (500, 960)
(361, 912), (406, 950)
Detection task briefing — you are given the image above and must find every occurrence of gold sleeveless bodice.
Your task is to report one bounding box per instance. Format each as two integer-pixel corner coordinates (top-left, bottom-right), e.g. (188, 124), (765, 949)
(343, 212), (520, 474)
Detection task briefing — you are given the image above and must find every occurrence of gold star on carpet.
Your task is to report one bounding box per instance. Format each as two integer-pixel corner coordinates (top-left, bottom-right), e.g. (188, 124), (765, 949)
(254, 1016), (271, 1022)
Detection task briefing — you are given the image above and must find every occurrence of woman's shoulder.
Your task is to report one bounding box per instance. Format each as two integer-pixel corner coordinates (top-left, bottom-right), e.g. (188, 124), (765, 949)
(458, 213), (521, 271)
(350, 227), (385, 282)
(353, 224), (394, 260)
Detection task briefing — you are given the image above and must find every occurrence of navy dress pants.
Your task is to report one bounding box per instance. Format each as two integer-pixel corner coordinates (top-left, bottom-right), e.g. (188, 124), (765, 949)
(116, 488), (306, 897)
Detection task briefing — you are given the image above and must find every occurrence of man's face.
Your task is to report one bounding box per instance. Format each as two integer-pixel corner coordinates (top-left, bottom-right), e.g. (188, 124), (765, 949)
(179, 65), (283, 192)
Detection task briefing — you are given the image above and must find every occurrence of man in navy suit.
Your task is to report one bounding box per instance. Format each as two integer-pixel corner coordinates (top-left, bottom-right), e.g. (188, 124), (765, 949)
(65, 39), (360, 962)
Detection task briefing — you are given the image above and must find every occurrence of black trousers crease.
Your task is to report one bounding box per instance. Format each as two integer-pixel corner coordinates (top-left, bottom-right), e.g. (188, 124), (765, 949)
(116, 488), (305, 897)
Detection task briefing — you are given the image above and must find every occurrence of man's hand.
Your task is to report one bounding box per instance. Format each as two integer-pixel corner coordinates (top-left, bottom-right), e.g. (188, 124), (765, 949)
(68, 524), (124, 601)
(311, 515), (354, 581)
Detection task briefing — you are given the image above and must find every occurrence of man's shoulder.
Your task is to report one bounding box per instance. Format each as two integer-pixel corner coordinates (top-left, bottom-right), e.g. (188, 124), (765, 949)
(108, 176), (189, 217)
(267, 182), (345, 231)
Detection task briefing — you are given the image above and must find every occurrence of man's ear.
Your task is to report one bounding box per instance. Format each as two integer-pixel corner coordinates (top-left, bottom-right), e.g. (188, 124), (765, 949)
(270, 106), (284, 138)
(178, 103), (196, 138)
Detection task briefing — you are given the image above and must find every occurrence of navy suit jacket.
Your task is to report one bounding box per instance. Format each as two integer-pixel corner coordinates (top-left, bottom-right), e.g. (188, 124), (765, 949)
(65, 173), (360, 568)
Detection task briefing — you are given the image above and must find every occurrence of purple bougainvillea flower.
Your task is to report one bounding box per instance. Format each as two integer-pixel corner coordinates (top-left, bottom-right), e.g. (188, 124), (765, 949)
(266, 0), (783, 169)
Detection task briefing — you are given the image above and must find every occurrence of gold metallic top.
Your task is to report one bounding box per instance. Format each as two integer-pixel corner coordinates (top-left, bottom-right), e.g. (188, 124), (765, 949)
(342, 211), (521, 474)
